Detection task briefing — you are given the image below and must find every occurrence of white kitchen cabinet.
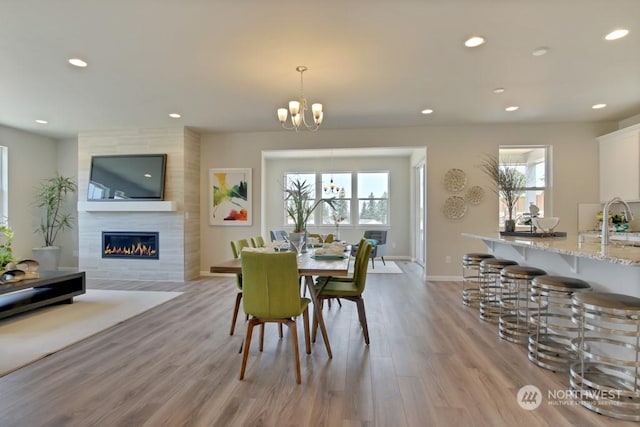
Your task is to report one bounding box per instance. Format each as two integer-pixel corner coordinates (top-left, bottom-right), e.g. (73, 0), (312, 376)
(598, 124), (640, 203)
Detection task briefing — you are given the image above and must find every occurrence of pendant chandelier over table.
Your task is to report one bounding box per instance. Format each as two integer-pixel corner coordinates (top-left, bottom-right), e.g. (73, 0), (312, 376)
(277, 66), (323, 131)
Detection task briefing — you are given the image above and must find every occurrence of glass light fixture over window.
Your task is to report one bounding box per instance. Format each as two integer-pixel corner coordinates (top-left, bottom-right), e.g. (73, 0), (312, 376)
(277, 66), (323, 131)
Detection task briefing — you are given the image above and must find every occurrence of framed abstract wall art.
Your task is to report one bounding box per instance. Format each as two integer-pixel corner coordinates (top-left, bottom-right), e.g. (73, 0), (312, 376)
(209, 168), (252, 226)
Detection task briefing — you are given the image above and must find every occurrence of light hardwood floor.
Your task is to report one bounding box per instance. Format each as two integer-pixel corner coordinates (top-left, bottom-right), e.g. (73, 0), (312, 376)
(0, 263), (635, 426)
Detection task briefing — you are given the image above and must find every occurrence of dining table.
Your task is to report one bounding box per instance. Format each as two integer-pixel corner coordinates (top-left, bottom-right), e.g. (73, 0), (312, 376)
(210, 248), (350, 359)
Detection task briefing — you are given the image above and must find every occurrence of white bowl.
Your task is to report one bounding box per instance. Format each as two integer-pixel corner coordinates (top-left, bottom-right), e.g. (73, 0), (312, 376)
(532, 217), (560, 233)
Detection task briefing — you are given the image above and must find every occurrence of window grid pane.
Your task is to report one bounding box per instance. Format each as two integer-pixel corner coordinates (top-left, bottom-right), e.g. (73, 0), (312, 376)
(357, 172), (389, 225)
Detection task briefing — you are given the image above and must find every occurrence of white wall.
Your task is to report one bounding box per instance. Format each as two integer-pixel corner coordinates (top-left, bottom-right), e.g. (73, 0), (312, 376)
(57, 137), (79, 267)
(200, 122), (616, 278)
(0, 125), (59, 261)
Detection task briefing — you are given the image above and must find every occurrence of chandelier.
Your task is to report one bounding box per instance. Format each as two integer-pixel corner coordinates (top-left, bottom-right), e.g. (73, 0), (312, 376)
(323, 150), (341, 196)
(277, 66), (323, 131)
(323, 177), (341, 196)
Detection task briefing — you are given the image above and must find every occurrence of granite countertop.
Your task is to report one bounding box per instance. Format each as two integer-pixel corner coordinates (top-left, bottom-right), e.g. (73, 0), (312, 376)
(462, 232), (640, 266)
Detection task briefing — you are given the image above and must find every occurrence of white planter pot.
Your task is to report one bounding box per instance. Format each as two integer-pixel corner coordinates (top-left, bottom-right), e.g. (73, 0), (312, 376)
(32, 246), (62, 271)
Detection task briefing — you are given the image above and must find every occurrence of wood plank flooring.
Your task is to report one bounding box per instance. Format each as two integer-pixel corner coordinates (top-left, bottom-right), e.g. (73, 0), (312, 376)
(0, 263), (635, 426)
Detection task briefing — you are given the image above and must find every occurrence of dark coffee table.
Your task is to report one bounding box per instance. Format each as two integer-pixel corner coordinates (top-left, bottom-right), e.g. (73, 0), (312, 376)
(0, 270), (86, 320)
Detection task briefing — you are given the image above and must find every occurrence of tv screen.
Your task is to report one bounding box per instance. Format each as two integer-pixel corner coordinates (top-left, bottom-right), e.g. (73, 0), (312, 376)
(88, 154), (167, 201)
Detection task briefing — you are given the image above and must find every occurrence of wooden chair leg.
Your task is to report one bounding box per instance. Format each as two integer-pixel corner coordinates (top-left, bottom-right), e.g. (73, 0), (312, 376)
(287, 319), (301, 384)
(336, 298), (342, 307)
(259, 322), (265, 352)
(311, 299), (323, 343)
(278, 323), (284, 338)
(240, 318), (258, 380)
(355, 297), (370, 345)
(230, 292), (242, 335)
(311, 306), (318, 343)
(302, 307), (311, 354)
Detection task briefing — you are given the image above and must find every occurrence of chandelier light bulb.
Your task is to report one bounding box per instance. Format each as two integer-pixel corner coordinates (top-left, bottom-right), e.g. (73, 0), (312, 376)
(289, 100), (300, 116)
(277, 108), (288, 123)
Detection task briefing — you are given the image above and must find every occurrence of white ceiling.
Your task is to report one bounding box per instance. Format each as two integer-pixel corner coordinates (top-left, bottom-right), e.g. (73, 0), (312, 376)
(1, 0), (639, 140)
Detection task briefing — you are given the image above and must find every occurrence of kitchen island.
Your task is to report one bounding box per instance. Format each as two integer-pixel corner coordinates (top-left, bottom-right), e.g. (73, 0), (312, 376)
(462, 232), (640, 298)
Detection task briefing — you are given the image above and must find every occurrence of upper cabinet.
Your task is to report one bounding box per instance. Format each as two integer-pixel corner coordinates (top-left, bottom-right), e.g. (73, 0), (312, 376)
(598, 124), (640, 203)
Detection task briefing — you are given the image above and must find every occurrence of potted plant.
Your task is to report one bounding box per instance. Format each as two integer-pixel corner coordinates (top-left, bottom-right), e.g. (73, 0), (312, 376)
(32, 174), (77, 270)
(284, 177), (335, 251)
(0, 223), (15, 271)
(480, 155), (526, 232)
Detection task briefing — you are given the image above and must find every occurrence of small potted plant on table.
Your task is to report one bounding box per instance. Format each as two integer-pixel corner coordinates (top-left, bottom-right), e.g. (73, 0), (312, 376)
(285, 177), (335, 252)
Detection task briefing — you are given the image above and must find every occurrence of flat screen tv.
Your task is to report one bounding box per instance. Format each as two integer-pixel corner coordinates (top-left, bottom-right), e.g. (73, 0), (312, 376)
(88, 154), (167, 201)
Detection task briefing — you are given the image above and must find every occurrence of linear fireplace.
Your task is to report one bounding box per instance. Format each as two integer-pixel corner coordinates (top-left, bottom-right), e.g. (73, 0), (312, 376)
(102, 231), (159, 259)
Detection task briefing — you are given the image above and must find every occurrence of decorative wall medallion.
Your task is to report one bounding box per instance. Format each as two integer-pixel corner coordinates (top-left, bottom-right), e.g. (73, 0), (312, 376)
(465, 185), (485, 205)
(443, 196), (467, 219)
(444, 168), (467, 192)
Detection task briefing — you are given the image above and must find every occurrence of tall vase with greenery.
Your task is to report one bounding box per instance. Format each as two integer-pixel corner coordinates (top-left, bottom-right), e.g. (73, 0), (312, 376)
(33, 174), (77, 270)
(284, 178), (335, 251)
(480, 155), (526, 232)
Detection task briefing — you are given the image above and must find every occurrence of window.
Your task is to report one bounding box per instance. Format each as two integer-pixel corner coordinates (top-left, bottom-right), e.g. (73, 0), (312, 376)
(321, 172), (351, 225)
(499, 146), (549, 228)
(357, 172), (389, 225)
(283, 170), (390, 227)
(0, 146), (7, 222)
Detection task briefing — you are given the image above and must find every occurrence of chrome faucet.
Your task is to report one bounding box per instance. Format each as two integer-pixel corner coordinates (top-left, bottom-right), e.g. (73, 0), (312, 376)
(601, 196), (634, 245)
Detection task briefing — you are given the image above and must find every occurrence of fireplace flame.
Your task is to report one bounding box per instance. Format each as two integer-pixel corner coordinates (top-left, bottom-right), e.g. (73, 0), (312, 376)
(104, 242), (157, 257)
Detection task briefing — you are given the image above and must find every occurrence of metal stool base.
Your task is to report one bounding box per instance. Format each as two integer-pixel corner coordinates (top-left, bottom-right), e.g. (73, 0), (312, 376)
(570, 362), (640, 422)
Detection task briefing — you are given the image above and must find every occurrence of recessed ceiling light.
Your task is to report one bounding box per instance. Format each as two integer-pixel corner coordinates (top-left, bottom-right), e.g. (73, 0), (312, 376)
(532, 47), (549, 56)
(592, 103), (607, 109)
(68, 58), (88, 67)
(35, 119), (48, 124)
(605, 29), (629, 41)
(493, 88), (505, 94)
(169, 113), (181, 119)
(505, 106), (519, 112)
(464, 36), (485, 48)
(421, 108), (434, 115)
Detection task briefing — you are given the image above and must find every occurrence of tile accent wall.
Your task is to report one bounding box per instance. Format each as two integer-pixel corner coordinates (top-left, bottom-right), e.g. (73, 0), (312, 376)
(77, 128), (200, 282)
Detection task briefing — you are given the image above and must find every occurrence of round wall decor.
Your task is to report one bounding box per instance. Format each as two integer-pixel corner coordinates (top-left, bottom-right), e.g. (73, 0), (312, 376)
(444, 168), (467, 192)
(465, 185), (485, 205)
(443, 195), (467, 219)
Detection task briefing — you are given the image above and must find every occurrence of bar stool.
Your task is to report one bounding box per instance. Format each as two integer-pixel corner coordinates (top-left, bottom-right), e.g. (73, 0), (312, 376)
(528, 275), (591, 371)
(570, 292), (640, 422)
(478, 258), (518, 323)
(498, 265), (547, 344)
(462, 253), (495, 307)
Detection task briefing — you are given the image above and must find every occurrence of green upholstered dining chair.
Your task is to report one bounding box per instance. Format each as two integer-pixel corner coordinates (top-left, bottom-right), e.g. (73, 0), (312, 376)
(229, 238), (250, 335)
(239, 251), (311, 384)
(250, 236), (265, 248)
(313, 239), (373, 345)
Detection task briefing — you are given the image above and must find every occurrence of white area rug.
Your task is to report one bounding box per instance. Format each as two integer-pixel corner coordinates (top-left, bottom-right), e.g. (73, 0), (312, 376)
(0, 289), (182, 377)
(348, 260), (402, 274)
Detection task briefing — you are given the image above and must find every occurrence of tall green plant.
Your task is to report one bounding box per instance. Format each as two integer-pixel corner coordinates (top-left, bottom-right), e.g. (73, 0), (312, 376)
(285, 178), (335, 232)
(480, 155), (526, 221)
(35, 174), (77, 247)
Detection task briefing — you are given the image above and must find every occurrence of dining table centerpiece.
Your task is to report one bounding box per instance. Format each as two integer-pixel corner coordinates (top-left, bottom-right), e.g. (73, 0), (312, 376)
(285, 177), (336, 252)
